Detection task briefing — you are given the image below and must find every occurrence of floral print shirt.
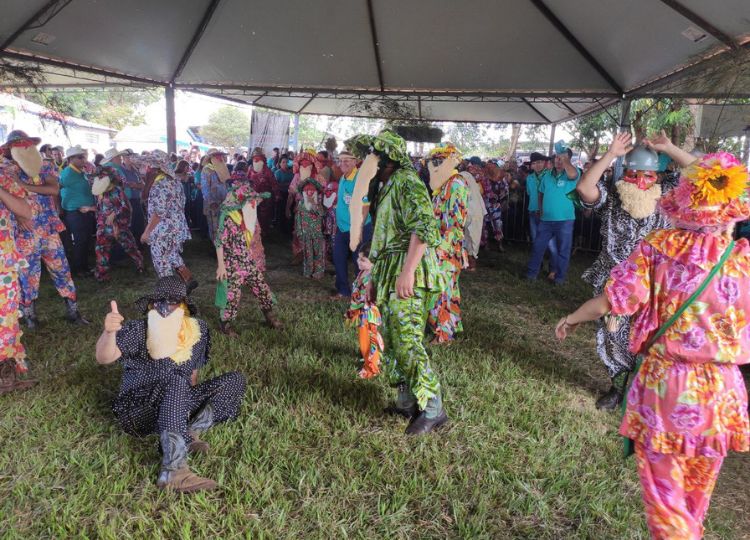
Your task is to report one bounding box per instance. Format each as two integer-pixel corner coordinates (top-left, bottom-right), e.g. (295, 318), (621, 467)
(96, 184), (132, 231)
(0, 165), (30, 274)
(433, 173), (468, 272)
(605, 229), (750, 456)
(10, 160), (65, 236)
(148, 176), (191, 245)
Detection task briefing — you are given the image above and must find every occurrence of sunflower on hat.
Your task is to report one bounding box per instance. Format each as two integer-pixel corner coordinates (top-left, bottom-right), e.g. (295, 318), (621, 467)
(659, 152), (750, 230)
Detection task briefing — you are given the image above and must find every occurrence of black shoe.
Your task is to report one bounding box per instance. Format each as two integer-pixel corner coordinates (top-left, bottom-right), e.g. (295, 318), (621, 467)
(186, 279), (199, 294)
(383, 404), (418, 420)
(595, 385), (624, 411)
(405, 410), (449, 435)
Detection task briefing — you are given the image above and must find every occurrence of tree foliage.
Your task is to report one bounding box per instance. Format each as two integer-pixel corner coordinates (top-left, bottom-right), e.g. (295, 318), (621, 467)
(24, 88), (160, 130)
(201, 106), (251, 149)
(564, 108), (618, 161)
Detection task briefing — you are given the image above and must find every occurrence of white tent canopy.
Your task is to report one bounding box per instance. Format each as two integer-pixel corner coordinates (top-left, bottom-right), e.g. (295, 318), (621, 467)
(2, 0), (749, 125)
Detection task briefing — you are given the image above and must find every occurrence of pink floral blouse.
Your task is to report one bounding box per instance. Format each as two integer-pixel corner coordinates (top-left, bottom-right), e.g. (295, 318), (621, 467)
(605, 229), (750, 457)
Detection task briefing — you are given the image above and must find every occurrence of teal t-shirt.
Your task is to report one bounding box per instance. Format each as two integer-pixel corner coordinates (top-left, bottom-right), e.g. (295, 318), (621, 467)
(59, 166), (94, 211)
(336, 170), (371, 233)
(539, 168), (580, 222)
(526, 172), (544, 212)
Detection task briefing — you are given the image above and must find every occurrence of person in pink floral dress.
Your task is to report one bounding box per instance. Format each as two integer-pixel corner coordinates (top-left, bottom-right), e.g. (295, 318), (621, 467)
(556, 152), (750, 540)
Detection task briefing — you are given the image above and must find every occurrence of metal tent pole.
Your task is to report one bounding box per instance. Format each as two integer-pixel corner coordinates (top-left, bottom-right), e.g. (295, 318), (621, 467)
(166, 85), (177, 154)
(614, 98), (631, 180)
(547, 123), (556, 156)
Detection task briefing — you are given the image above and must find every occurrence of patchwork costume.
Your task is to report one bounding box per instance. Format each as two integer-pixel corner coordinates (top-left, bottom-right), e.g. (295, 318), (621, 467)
(0, 168), (30, 376)
(581, 145), (679, 408)
(7, 156), (85, 326)
(345, 267), (384, 379)
(481, 176), (508, 247)
(92, 167), (144, 281)
(295, 178), (326, 279)
(215, 182), (279, 333)
(602, 153), (750, 539)
(201, 150), (230, 243)
(426, 145), (469, 343)
(347, 131), (446, 434)
(147, 167), (191, 278)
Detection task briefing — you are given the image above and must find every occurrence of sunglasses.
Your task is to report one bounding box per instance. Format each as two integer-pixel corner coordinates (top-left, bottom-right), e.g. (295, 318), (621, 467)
(152, 300), (182, 317)
(428, 157), (445, 167)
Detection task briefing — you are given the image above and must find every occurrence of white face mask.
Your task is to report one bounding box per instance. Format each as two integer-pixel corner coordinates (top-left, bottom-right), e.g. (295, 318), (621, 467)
(303, 190), (318, 211)
(11, 145), (42, 178)
(242, 200), (257, 233)
(300, 165), (312, 180)
(428, 155), (460, 191)
(91, 175), (111, 196)
(146, 307), (185, 360)
(252, 160), (264, 173)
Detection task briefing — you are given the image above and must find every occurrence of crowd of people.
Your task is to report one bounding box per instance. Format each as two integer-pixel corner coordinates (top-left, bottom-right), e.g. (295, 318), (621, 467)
(1, 126), (748, 539)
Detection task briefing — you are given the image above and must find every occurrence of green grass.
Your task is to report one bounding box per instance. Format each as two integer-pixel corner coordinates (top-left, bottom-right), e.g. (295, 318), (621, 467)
(1, 235), (748, 539)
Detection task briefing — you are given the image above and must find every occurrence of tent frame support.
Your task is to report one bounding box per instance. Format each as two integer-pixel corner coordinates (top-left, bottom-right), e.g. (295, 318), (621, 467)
(366, 0), (385, 91)
(0, 0), (73, 51)
(527, 0), (623, 95)
(172, 0), (223, 81)
(522, 97), (552, 123)
(166, 84), (177, 154)
(657, 0), (738, 50)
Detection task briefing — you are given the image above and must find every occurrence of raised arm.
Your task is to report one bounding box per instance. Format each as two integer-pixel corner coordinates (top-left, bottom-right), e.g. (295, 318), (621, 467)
(644, 130), (697, 169)
(577, 132), (633, 204)
(96, 300), (123, 365)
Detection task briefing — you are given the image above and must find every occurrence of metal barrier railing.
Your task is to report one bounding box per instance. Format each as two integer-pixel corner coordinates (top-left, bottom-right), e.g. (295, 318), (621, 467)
(503, 190), (604, 253)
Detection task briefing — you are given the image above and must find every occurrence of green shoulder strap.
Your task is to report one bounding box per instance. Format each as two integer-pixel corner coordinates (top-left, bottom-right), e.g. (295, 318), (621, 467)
(647, 239), (735, 350)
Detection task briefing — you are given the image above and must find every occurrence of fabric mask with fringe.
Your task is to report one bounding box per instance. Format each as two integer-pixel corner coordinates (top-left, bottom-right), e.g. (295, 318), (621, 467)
(615, 181), (662, 220)
(11, 145), (42, 179)
(146, 306), (200, 363)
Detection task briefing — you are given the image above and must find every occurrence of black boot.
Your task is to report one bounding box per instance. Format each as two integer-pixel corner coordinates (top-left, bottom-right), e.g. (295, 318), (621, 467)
(20, 301), (39, 330)
(219, 320), (239, 337)
(156, 432), (216, 493)
(64, 298), (90, 325)
(187, 404), (214, 454)
(405, 409), (449, 435)
(595, 385), (624, 411)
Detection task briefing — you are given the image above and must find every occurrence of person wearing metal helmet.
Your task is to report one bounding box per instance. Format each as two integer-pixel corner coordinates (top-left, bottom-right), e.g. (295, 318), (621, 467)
(576, 131), (697, 410)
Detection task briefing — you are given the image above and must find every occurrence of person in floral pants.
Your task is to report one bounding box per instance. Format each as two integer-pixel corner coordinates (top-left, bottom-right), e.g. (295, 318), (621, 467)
(557, 152), (750, 540)
(0, 135), (37, 392)
(215, 182), (281, 336)
(92, 166), (144, 282)
(425, 144), (468, 344)
(295, 177), (326, 279)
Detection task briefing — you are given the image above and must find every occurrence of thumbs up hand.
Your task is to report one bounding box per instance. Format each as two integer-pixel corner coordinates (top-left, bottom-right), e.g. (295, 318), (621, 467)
(104, 300), (124, 334)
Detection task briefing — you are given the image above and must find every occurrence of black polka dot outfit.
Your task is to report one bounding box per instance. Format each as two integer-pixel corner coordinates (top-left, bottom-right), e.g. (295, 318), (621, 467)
(111, 319), (246, 442)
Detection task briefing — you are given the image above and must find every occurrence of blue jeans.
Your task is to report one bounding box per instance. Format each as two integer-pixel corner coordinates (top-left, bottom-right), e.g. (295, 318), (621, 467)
(333, 223), (373, 296)
(63, 209), (95, 274)
(526, 220), (574, 284)
(528, 212), (558, 274)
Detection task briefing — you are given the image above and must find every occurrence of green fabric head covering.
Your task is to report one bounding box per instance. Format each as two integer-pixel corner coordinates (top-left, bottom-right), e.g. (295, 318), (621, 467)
(345, 130), (412, 169)
(297, 177), (323, 194)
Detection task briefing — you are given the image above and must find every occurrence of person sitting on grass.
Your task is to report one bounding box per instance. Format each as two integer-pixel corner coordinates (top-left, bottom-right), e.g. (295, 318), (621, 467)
(95, 276), (246, 494)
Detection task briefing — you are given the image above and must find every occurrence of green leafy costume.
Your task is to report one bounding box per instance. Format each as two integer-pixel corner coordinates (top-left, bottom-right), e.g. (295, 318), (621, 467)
(348, 131), (445, 410)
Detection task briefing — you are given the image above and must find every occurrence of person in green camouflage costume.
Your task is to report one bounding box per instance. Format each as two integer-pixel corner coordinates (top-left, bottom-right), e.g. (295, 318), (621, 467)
(346, 130), (448, 435)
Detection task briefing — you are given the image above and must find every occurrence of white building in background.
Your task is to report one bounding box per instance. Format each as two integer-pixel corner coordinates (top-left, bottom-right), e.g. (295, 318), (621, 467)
(0, 93), (115, 151)
(114, 124), (211, 154)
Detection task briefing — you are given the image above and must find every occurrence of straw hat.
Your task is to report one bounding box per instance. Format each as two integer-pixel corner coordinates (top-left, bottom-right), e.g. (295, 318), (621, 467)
(65, 145), (87, 159)
(102, 147), (128, 164)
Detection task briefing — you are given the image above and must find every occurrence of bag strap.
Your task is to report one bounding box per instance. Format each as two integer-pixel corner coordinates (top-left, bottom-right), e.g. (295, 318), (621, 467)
(644, 240), (735, 352)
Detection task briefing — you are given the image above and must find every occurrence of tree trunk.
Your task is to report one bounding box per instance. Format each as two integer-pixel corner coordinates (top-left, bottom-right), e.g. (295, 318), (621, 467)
(587, 136), (600, 162)
(505, 124), (522, 162)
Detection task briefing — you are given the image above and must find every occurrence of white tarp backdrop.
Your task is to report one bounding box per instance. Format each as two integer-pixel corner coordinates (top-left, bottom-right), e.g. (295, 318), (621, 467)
(1, 0), (749, 124)
(249, 110), (290, 157)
